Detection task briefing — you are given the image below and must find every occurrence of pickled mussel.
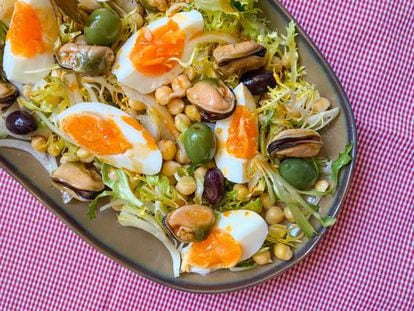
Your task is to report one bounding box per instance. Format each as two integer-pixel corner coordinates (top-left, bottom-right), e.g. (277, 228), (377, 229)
(56, 43), (115, 75)
(267, 129), (323, 158)
(51, 162), (104, 201)
(186, 79), (235, 121)
(213, 41), (267, 77)
(163, 205), (216, 242)
(0, 81), (19, 106)
(241, 70), (276, 95)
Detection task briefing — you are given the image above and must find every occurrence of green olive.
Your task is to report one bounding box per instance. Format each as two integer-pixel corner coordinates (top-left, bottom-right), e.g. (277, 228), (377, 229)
(183, 123), (216, 164)
(84, 8), (121, 46)
(279, 158), (318, 190)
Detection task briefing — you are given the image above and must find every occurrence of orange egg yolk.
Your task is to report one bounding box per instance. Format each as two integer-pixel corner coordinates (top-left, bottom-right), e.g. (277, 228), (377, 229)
(62, 113), (132, 155)
(188, 229), (242, 269)
(226, 106), (259, 159)
(129, 20), (186, 75)
(121, 116), (157, 150)
(7, 1), (55, 58)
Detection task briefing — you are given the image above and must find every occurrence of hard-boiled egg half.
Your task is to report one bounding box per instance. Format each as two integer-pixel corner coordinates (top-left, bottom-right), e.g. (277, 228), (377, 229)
(3, 0), (58, 84)
(215, 83), (259, 184)
(56, 103), (162, 175)
(113, 10), (204, 94)
(181, 210), (268, 275)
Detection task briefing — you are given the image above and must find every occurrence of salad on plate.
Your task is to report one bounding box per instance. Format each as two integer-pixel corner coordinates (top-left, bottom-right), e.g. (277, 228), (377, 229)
(0, 0), (353, 277)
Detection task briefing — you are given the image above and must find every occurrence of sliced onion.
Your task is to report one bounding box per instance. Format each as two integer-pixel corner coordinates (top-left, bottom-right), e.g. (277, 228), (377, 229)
(189, 32), (238, 46)
(122, 86), (179, 139)
(0, 139), (56, 173)
(118, 210), (181, 277)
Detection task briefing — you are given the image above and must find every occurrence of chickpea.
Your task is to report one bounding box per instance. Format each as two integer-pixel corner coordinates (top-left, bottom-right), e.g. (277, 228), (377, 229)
(147, 0), (168, 11)
(76, 148), (94, 163)
(175, 147), (191, 165)
(184, 104), (201, 122)
(273, 243), (293, 261)
(232, 184), (249, 201)
(265, 206), (284, 225)
(313, 97), (331, 113)
(253, 249), (272, 265)
(174, 113), (191, 132)
(47, 139), (65, 157)
(155, 85), (173, 106)
(162, 160), (181, 177)
(284, 206), (295, 223)
(157, 139), (177, 161)
(176, 176), (196, 195)
(128, 99), (146, 112)
(167, 98), (185, 116)
(31, 136), (47, 153)
(184, 67), (197, 81)
(315, 179), (330, 192)
(260, 192), (273, 209)
(171, 74), (191, 97)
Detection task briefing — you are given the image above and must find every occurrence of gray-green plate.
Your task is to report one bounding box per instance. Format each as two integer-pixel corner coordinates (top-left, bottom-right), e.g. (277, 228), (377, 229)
(0, 0), (357, 293)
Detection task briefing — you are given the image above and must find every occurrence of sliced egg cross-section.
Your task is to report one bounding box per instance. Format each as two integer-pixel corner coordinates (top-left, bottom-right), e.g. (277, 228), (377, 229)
(57, 102), (162, 175)
(215, 83), (259, 184)
(112, 10), (204, 94)
(181, 210), (268, 275)
(3, 0), (58, 84)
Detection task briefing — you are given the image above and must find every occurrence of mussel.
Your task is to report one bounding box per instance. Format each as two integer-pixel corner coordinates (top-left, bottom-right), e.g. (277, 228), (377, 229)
(56, 43), (114, 75)
(0, 81), (19, 106)
(267, 129), (323, 158)
(51, 162), (104, 201)
(163, 205), (216, 243)
(213, 41), (267, 77)
(186, 78), (236, 122)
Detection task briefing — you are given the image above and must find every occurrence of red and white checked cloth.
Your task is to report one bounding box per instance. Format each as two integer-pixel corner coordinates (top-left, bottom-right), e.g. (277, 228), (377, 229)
(1, 1), (413, 310)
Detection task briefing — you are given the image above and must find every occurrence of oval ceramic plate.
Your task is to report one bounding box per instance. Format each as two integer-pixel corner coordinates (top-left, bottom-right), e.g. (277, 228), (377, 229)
(0, 0), (357, 293)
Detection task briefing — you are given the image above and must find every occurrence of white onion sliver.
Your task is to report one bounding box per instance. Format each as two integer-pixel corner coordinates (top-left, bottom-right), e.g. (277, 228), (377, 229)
(0, 139), (55, 173)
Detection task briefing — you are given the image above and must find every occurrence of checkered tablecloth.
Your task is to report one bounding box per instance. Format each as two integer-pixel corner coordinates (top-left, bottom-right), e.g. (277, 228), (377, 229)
(1, 1), (413, 310)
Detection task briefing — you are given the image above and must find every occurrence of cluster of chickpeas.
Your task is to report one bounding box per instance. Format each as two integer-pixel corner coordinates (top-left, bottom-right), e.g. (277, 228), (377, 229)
(31, 134), (95, 164)
(151, 67), (206, 196)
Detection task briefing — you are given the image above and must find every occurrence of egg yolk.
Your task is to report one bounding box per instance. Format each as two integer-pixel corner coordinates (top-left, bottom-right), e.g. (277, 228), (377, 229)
(7, 1), (56, 58)
(188, 229), (242, 269)
(62, 114), (132, 155)
(121, 116), (157, 150)
(226, 106), (259, 159)
(129, 20), (186, 75)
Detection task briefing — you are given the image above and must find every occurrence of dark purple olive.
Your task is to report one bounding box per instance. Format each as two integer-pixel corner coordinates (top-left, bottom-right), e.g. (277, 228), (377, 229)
(240, 70), (276, 95)
(6, 111), (37, 135)
(203, 168), (226, 205)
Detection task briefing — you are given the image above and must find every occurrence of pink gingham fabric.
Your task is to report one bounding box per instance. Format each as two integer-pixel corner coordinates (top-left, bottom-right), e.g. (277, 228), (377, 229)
(1, 0), (413, 310)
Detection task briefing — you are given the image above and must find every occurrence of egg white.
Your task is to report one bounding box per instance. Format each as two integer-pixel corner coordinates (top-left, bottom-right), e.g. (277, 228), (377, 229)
(56, 102), (162, 175)
(181, 210), (268, 275)
(112, 10), (204, 94)
(3, 0), (57, 84)
(214, 83), (258, 184)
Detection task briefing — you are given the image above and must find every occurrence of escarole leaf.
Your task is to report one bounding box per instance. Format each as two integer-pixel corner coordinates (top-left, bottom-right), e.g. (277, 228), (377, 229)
(331, 143), (354, 187)
(88, 190), (114, 220)
(194, 0), (238, 14)
(101, 163), (143, 207)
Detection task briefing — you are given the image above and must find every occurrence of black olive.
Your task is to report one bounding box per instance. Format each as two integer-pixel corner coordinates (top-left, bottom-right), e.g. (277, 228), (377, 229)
(203, 168), (226, 205)
(241, 70), (276, 95)
(6, 111), (37, 135)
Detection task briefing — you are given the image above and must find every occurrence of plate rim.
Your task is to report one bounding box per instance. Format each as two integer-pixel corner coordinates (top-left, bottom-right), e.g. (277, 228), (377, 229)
(0, 0), (357, 293)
